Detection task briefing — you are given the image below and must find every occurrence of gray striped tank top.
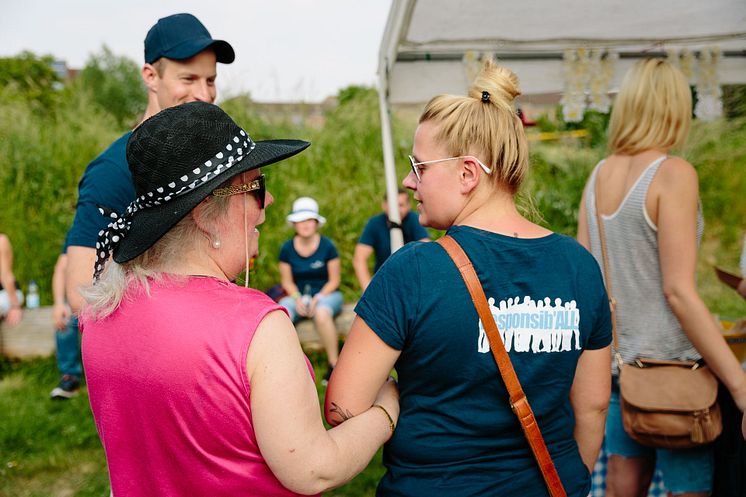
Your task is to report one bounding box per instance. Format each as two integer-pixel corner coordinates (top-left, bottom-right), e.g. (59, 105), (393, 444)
(585, 156), (704, 375)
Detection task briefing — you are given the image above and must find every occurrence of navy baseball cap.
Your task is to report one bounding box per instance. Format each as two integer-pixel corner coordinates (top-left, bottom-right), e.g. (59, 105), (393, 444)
(144, 13), (235, 64)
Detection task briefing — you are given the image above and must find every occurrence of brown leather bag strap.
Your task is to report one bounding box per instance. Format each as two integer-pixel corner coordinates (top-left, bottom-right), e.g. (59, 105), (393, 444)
(437, 235), (567, 497)
(593, 173), (622, 368)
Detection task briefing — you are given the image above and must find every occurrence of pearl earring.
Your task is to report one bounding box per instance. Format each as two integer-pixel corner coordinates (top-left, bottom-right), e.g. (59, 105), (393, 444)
(212, 239), (221, 249)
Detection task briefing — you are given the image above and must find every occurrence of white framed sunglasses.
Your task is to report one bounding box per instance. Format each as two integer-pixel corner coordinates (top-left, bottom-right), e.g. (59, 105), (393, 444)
(408, 155), (492, 182)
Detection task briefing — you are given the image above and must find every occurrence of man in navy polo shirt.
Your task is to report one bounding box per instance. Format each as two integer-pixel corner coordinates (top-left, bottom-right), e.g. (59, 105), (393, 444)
(54, 13), (235, 399)
(353, 189), (429, 292)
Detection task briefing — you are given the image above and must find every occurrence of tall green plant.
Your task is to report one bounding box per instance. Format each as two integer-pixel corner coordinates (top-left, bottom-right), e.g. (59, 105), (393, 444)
(0, 51), (61, 111)
(0, 82), (743, 315)
(248, 88), (397, 297)
(77, 46), (146, 128)
(0, 87), (118, 302)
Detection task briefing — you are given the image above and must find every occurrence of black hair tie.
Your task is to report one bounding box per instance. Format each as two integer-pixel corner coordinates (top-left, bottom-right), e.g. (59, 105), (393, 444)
(481, 91), (490, 103)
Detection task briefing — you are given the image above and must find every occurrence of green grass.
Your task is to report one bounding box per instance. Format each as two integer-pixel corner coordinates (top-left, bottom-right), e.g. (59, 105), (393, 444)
(0, 357), (109, 497)
(0, 352), (382, 497)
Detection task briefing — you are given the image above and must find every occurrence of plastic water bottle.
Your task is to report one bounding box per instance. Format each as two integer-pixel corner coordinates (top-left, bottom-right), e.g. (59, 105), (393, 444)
(27, 280), (40, 309)
(301, 284), (312, 308)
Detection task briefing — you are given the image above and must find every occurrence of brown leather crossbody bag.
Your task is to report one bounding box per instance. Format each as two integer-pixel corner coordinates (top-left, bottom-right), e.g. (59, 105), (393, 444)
(593, 187), (721, 449)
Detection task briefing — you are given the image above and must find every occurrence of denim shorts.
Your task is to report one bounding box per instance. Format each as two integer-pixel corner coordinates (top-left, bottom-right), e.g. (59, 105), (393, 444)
(279, 291), (343, 323)
(606, 377), (714, 494)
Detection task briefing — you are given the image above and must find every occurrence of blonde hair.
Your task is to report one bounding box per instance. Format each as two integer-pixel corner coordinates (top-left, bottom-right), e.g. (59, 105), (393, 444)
(81, 191), (230, 320)
(419, 59), (528, 194)
(608, 58), (692, 155)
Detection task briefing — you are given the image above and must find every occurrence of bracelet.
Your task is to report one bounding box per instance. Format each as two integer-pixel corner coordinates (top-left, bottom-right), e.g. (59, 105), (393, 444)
(290, 291), (301, 299)
(372, 404), (396, 434)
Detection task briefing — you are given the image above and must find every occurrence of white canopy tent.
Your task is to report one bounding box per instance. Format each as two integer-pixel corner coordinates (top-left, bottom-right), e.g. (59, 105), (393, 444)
(377, 0), (746, 250)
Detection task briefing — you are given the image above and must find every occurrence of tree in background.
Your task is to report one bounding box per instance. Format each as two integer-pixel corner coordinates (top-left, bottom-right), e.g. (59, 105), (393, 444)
(77, 45), (145, 128)
(337, 85), (372, 106)
(0, 51), (61, 110)
(723, 84), (746, 118)
(0, 50), (120, 304)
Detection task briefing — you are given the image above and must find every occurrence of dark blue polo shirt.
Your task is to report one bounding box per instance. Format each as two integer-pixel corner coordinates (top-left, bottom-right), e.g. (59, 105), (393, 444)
(358, 211), (429, 272)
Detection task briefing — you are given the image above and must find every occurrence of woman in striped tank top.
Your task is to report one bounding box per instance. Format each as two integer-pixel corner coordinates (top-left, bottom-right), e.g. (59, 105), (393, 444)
(577, 59), (746, 497)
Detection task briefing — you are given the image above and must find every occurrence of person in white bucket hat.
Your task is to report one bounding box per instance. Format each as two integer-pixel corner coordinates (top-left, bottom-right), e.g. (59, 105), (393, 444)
(286, 196), (327, 226)
(279, 197), (342, 385)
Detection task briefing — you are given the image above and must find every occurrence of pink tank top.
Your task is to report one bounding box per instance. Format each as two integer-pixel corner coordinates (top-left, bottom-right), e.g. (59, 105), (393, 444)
(81, 276), (317, 496)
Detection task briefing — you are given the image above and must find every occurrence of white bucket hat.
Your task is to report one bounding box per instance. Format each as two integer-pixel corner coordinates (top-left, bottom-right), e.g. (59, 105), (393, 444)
(286, 196), (326, 226)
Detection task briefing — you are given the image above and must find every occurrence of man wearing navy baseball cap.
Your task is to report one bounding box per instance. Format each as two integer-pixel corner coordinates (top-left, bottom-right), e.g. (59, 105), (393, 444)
(53, 13), (234, 400)
(141, 13), (235, 114)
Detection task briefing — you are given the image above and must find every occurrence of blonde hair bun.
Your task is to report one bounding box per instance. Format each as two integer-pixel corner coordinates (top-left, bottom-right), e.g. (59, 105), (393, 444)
(418, 59), (528, 194)
(468, 59), (522, 110)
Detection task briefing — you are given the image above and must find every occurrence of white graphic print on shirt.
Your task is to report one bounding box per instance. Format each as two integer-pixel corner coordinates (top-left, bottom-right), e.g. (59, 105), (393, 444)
(478, 296), (580, 353)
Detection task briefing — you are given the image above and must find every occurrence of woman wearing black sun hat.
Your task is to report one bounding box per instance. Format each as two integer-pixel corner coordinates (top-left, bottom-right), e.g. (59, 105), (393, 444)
(79, 101), (399, 496)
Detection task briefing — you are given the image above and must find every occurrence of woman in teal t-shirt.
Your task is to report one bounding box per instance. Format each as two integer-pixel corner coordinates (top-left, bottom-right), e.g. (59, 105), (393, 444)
(278, 197), (343, 384)
(325, 60), (612, 497)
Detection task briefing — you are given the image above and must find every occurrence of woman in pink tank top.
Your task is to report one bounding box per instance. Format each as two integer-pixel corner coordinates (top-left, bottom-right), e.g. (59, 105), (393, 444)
(79, 102), (399, 496)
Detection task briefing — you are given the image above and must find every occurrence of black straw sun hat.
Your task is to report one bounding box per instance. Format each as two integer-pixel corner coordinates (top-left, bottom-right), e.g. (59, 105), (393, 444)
(93, 101), (309, 278)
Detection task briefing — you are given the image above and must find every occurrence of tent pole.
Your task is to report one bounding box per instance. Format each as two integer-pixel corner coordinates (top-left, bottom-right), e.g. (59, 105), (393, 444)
(378, 67), (404, 253)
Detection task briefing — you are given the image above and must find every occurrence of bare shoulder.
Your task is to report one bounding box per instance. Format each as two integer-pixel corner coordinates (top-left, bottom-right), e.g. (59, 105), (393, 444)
(657, 156), (698, 182)
(247, 309), (304, 375)
(652, 156), (699, 197)
(253, 309), (298, 349)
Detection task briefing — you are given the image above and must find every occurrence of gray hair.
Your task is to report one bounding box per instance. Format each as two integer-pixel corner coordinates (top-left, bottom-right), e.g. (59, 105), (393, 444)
(81, 192), (231, 320)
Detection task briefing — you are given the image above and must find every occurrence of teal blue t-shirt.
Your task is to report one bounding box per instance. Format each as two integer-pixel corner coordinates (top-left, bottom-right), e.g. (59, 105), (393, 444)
(278, 236), (339, 296)
(355, 225), (612, 497)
